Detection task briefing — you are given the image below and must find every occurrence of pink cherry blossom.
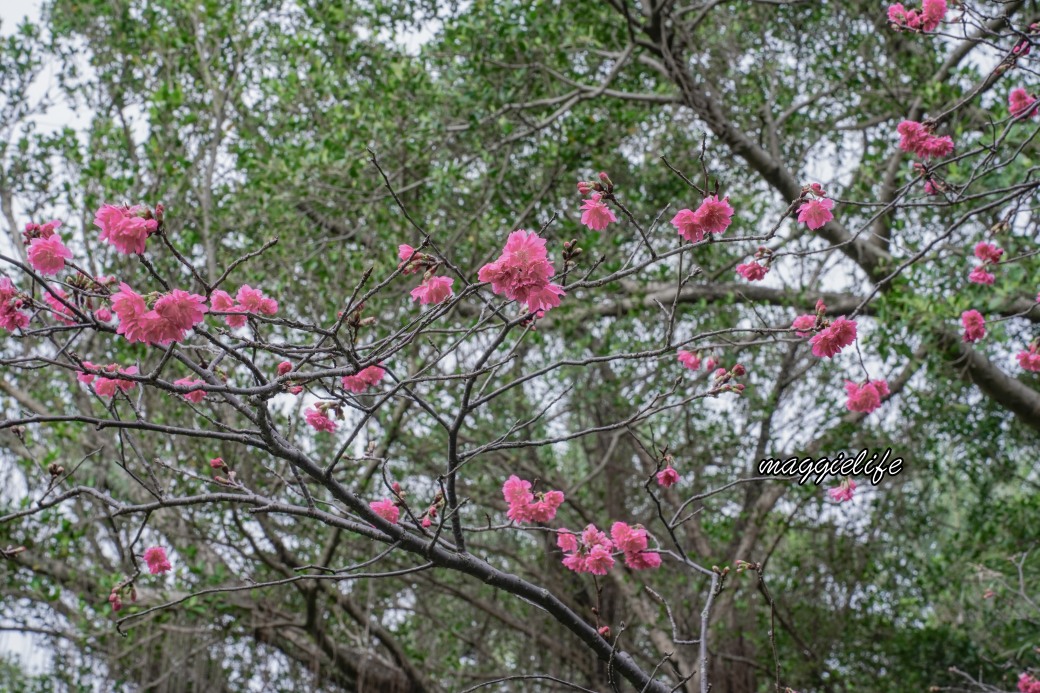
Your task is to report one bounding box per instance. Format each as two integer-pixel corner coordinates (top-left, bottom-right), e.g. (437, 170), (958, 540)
(397, 244), (425, 274)
(670, 195), (734, 243)
(1017, 344), (1040, 372)
(1018, 673), (1040, 693)
(210, 289), (250, 326)
(585, 545), (615, 575)
(174, 377), (206, 403)
(23, 219), (61, 240)
(342, 364), (386, 393)
(43, 288), (77, 325)
(233, 285), (278, 315)
(370, 498), (400, 524)
(0, 277), (29, 332)
(579, 193), (617, 231)
(827, 479), (857, 503)
(677, 349), (701, 370)
(1010, 87), (1038, 118)
(610, 522), (647, 554)
(478, 230), (566, 314)
(27, 235), (73, 276)
(94, 204), (157, 255)
(968, 266), (995, 285)
(411, 275), (454, 305)
(556, 529), (578, 553)
(792, 314), (816, 337)
(810, 316), (857, 358)
(502, 475), (533, 507)
(656, 466), (680, 487)
(844, 380), (887, 414)
(919, 134), (954, 159)
(92, 365), (139, 398)
(502, 475), (564, 523)
(111, 283), (149, 341)
(897, 120), (954, 159)
(961, 310), (986, 343)
(888, 0), (946, 32)
(694, 195), (734, 235)
(154, 290), (208, 331)
(623, 549), (662, 570)
(797, 198), (834, 230)
(143, 546), (172, 574)
(305, 407), (337, 432)
(897, 120), (928, 152)
(736, 261), (769, 282)
(974, 242), (1003, 265)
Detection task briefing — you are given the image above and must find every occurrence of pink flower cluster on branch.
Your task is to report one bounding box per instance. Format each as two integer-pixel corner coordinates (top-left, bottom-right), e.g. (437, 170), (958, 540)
(342, 364), (386, 393)
(968, 241), (1003, 285)
(844, 380), (889, 414)
(897, 120), (954, 160)
(961, 309), (986, 343)
(1009, 87), (1039, 119)
(670, 195), (734, 243)
(211, 285), (278, 327)
(502, 475), (565, 523)
(478, 230), (565, 314)
(143, 546), (172, 574)
(0, 277), (30, 331)
(112, 284), (208, 344)
(809, 316), (858, 359)
(887, 0), (947, 32)
(77, 363), (139, 398)
(95, 204), (160, 255)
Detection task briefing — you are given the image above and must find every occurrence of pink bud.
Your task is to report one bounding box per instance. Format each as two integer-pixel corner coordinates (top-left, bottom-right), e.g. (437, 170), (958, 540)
(598, 172), (610, 182)
(277, 361), (292, 376)
(731, 363), (746, 377)
(209, 457), (224, 469)
(94, 307), (112, 322)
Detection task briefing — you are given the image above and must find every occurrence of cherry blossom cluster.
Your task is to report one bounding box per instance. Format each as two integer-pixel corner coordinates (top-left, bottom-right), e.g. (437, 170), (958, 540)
(797, 183), (835, 230)
(736, 246), (773, 282)
(827, 478), (857, 503)
(897, 120), (954, 161)
(77, 363), (139, 398)
(961, 309), (986, 343)
(23, 219), (73, 275)
(577, 173), (619, 232)
(399, 245), (455, 305)
(792, 308), (857, 360)
(1009, 87), (1038, 119)
(95, 203), (161, 255)
(478, 230), (565, 314)
(844, 380), (890, 414)
(1020, 673), (1040, 693)
(886, 0), (946, 33)
(968, 241), (1003, 286)
(556, 522), (661, 574)
(670, 194), (734, 243)
(1018, 341), (1040, 372)
(676, 349), (720, 373)
(502, 475), (565, 523)
(210, 285), (278, 327)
